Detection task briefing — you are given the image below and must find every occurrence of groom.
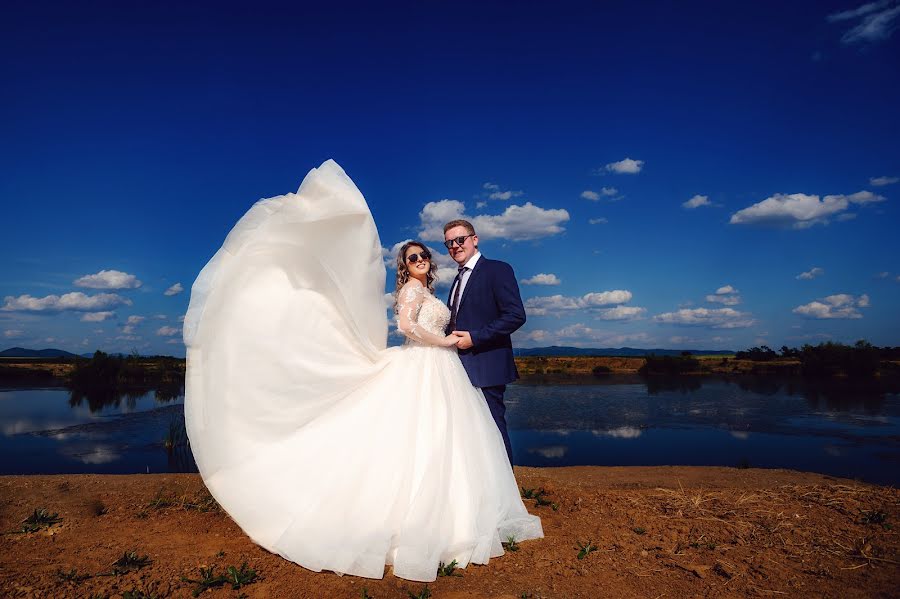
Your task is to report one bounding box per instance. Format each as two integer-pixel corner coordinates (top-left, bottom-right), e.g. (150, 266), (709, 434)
(444, 219), (526, 465)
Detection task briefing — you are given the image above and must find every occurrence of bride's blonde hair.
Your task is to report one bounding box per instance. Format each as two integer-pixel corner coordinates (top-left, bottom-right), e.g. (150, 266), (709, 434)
(393, 241), (438, 311)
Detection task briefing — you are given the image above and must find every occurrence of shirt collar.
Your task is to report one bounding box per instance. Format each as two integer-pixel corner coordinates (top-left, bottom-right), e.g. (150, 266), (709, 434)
(464, 251), (481, 270)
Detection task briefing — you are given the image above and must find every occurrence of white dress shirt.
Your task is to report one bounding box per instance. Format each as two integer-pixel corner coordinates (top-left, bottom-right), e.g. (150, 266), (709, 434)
(451, 251), (481, 309)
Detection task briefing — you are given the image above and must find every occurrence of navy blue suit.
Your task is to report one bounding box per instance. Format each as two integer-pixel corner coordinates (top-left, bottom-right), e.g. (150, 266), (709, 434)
(447, 256), (525, 463)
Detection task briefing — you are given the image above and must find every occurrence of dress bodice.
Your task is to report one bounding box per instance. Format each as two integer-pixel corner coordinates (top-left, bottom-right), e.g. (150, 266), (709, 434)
(396, 284), (451, 343)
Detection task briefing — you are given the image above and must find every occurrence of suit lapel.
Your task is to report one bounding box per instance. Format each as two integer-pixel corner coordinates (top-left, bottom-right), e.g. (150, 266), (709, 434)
(457, 257), (485, 313)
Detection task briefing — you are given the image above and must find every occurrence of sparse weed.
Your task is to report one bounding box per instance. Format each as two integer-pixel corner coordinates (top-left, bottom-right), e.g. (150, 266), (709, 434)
(859, 508), (889, 529)
(147, 490), (178, 510)
(503, 535), (520, 552)
(632, 526), (646, 535)
(437, 559), (462, 577)
(112, 551), (152, 574)
(122, 586), (160, 599)
(407, 586), (432, 599)
(575, 540), (598, 560)
(56, 568), (91, 583)
(182, 489), (221, 513)
(182, 562), (257, 597)
(22, 508), (62, 532)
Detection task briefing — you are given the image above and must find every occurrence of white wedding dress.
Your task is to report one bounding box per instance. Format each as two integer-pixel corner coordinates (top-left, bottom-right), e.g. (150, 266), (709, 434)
(183, 159), (542, 582)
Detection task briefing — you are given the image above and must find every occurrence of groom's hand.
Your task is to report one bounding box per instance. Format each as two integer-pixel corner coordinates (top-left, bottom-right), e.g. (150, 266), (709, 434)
(452, 330), (473, 350)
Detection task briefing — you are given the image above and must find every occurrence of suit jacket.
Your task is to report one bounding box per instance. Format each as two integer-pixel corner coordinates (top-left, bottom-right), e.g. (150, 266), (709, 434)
(446, 257), (525, 388)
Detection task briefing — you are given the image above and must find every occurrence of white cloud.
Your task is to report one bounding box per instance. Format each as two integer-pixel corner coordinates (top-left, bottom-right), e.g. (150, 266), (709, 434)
(126, 315), (145, 325)
(827, 1), (900, 44)
(515, 325), (653, 347)
(80, 311), (115, 322)
(870, 175), (899, 186)
(73, 269), (142, 290)
(595, 305), (646, 321)
(521, 273), (561, 286)
(682, 194), (711, 209)
(653, 307), (755, 329)
(154, 314), (167, 320)
(515, 329), (550, 343)
(418, 200), (569, 242)
(473, 203), (570, 241)
(524, 290), (634, 316)
(2, 292), (132, 312)
(588, 217), (608, 225)
(156, 326), (181, 336)
(729, 191), (885, 228)
(705, 294), (740, 305)
(476, 201), (487, 209)
(793, 293), (870, 319)
(581, 187), (619, 201)
(582, 290), (633, 306)
(483, 182), (500, 191)
(3, 329), (24, 339)
(166, 338), (183, 345)
(489, 190), (524, 201)
(417, 199), (467, 241)
(706, 285), (741, 305)
(524, 294), (582, 315)
(163, 283), (184, 296)
(796, 267), (825, 280)
(556, 324), (651, 346)
(605, 158), (644, 174)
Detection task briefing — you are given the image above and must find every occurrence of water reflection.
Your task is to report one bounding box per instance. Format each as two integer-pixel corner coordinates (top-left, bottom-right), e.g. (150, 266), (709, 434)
(1, 375), (898, 484)
(507, 375), (900, 486)
(67, 382), (184, 413)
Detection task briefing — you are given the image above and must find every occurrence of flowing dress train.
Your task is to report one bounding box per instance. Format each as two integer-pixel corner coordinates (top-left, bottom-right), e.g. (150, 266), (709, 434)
(183, 159), (542, 582)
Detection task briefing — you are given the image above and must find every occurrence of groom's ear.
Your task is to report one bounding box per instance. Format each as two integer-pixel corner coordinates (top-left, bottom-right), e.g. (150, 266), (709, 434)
(473, 234), (479, 248)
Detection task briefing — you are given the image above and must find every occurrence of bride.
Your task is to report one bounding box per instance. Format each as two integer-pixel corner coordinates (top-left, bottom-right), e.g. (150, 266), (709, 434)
(183, 159), (542, 582)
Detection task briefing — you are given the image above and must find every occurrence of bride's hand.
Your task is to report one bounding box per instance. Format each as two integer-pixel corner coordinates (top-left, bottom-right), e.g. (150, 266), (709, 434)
(442, 335), (459, 347)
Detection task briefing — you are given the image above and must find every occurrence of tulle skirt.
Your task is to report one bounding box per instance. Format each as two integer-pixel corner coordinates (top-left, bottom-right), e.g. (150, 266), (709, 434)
(183, 160), (542, 582)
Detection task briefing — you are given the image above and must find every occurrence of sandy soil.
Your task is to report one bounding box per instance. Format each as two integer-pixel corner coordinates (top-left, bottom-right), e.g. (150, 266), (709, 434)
(1, 467), (898, 598)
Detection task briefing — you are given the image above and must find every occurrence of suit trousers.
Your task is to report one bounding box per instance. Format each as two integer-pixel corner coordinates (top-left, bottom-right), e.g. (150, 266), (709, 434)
(480, 385), (512, 465)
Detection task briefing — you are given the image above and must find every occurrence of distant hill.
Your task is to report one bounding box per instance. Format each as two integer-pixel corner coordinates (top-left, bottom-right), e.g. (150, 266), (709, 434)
(513, 346), (734, 357)
(0, 347), (87, 358)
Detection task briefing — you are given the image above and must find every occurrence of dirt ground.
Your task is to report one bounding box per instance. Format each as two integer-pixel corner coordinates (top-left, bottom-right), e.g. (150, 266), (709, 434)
(1, 466), (897, 598)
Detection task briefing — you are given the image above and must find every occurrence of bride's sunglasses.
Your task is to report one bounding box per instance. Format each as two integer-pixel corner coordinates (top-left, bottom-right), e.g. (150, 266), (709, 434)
(406, 251), (431, 264)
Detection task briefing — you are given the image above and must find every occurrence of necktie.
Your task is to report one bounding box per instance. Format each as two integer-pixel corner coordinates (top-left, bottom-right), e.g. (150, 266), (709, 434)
(448, 266), (468, 331)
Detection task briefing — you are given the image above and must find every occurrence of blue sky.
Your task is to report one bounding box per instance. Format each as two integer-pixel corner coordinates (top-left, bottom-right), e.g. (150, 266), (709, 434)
(2, 0), (899, 356)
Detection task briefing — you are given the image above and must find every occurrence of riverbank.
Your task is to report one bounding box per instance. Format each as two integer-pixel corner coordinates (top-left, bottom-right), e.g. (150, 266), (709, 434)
(1, 467), (897, 598)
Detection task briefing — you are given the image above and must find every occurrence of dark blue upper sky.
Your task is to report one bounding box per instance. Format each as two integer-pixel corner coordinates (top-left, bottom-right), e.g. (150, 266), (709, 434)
(2, 0), (899, 355)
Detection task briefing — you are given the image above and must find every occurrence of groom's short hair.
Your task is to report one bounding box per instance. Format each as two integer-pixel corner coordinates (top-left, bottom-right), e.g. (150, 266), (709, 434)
(443, 219), (475, 236)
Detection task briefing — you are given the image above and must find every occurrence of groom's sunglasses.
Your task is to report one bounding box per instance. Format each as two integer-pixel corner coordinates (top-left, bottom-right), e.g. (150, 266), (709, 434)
(406, 252), (431, 264)
(443, 234), (475, 249)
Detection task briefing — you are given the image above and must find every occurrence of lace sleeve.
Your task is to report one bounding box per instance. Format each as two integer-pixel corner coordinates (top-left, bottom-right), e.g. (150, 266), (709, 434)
(396, 283), (450, 346)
